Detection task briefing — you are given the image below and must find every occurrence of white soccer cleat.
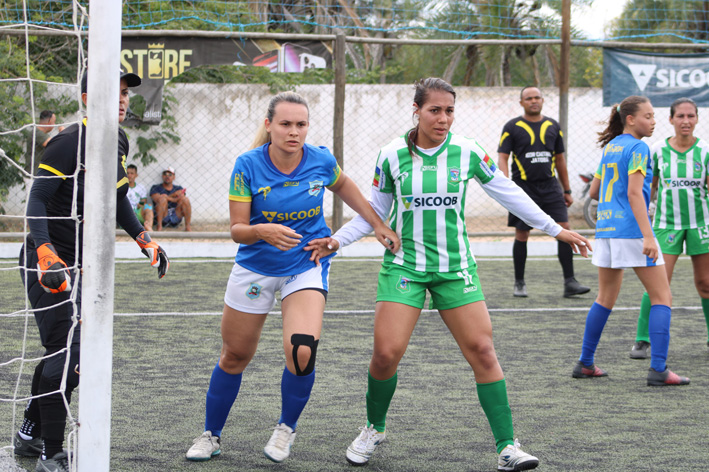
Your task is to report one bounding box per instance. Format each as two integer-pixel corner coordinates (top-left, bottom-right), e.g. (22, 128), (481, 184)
(497, 439), (539, 471)
(346, 425), (386, 466)
(186, 431), (221, 461)
(263, 423), (296, 463)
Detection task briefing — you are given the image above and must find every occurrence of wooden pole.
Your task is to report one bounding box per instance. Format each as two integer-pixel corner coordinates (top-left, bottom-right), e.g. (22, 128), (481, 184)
(332, 30), (346, 232)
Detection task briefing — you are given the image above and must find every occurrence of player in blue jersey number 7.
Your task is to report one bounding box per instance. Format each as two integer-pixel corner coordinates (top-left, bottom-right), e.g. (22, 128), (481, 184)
(572, 95), (689, 386)
(306, 78), (591, 471)
(629, 97), (709, 359)
(185, 91), (399, 464)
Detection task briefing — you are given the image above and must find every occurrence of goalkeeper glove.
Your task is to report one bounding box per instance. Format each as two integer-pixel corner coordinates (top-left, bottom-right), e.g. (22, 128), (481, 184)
(36, 243), (72, 294)
(136, 231), (169, 279)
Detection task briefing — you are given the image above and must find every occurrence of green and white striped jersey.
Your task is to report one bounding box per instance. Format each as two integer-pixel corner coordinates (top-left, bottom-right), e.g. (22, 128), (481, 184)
(652, 137), (709, 229)
(374, 132), (498, 272)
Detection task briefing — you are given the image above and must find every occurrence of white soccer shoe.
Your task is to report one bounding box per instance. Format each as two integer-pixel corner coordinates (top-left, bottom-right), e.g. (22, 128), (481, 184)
(186, 431), (221, 461)
(263, 423), (296, 463)
(497, 439), (539, 471)
(346, 425), (386, 466)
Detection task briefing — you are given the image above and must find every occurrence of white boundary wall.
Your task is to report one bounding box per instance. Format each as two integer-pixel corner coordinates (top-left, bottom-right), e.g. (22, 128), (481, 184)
(5, 84), (688, 224)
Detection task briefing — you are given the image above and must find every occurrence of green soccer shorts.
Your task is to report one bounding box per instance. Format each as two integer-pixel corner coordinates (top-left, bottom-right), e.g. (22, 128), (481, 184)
(656, 226), (709, 256)
(376, 262), (485, 310)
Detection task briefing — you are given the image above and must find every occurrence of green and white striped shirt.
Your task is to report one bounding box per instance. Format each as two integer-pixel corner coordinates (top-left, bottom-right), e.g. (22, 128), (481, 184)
(374, 132), (497, 272)
(333, 132), (560, 273)
(652, 137), (709, 230)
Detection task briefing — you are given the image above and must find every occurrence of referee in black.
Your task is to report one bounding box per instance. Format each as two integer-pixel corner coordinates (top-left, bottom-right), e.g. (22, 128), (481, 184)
(14, 69), (169, 472)
(497, 86), (589, 298)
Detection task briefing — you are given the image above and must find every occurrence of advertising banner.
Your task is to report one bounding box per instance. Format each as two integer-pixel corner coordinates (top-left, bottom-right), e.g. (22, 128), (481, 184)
(603, 48), (709, 107)
(120, 37), (332, 124)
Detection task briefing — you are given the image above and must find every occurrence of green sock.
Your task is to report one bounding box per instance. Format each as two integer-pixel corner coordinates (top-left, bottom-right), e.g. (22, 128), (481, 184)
(635, 292), (651, 343)
(366, 371), (397, 433)
(477, 379), (514, 454)
(701, 298), (709, 342)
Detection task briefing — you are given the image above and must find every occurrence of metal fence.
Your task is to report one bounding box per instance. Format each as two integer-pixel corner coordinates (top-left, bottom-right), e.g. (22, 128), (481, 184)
(2, 41), (707, 236)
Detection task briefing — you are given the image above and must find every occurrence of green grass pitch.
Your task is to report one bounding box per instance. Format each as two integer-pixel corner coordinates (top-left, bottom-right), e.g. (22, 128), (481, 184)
(1, 255), (708, 471)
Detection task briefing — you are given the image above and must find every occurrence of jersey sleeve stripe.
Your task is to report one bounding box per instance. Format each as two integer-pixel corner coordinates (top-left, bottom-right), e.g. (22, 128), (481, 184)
(116, 177), (129, 189)
(38, 163), (67, 179)
(229, 195), (251, 202)
(499, 131), (510, 147)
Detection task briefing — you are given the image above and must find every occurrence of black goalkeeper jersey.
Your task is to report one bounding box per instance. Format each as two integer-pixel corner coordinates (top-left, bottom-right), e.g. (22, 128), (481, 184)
(28, 119), (141, 264)
(497, 116), (565, 183)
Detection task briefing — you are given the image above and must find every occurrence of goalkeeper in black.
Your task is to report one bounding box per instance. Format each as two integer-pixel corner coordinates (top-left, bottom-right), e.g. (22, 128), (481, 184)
(14, 70), (169, 472)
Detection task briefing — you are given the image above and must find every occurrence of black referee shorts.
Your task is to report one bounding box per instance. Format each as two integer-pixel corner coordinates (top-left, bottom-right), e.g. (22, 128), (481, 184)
(508, 178), (568, 231)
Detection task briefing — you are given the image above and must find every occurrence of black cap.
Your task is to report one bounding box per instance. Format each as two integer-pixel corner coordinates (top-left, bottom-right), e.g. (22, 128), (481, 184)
(81, 69), (142, 94)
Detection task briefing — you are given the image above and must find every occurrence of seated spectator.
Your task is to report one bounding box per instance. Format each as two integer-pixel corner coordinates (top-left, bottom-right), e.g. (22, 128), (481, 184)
(150, 166), (192, 231)
(26, 110), (65, 175)
(126, 164), (154, 231)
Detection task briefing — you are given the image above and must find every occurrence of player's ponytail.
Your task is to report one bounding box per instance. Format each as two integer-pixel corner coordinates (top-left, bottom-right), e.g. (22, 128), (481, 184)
(597, 95), (649, 148)
(406, 77), (456, 158)
(249, 91), (310, 150)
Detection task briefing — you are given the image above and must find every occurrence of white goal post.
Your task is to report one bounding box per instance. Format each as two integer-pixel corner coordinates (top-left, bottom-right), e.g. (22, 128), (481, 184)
(77, 1), (122, 471)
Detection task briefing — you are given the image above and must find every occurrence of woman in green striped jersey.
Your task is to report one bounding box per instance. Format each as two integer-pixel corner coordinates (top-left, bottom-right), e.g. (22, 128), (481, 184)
(306, 78), (591, 471)
(630, 97), (709, 359)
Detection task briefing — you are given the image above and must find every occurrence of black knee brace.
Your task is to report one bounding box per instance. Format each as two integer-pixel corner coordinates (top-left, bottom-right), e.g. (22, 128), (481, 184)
(291, 334), (319, 376)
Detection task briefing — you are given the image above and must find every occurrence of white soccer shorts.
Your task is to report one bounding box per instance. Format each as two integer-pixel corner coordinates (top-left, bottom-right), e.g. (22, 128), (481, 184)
(592, 237), (665, 269)
(224, 261), (330, 314)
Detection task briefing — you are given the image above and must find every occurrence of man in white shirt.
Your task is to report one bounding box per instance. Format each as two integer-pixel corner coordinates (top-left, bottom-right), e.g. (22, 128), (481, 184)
(126, 164), (154, 231)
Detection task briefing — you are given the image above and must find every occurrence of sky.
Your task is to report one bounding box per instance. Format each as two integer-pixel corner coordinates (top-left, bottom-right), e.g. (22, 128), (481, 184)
(572, 0), (631, 39)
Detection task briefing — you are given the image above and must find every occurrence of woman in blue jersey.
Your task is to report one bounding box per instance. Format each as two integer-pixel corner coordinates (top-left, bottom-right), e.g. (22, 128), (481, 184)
(306, 78), (591, 471)
(185, 91), (399, 464)
(572, 95), (689, 386)
(629, 97), (709, 359)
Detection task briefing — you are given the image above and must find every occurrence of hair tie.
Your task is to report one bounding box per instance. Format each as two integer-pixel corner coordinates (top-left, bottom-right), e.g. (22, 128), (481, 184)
(616, 104), (621, 113)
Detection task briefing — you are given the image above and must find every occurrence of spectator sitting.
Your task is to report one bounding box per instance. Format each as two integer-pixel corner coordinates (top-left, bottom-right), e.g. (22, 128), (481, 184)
(126, 164), (154, 231)
(27, 110), (65, 175)
(150, 166), (192, 231)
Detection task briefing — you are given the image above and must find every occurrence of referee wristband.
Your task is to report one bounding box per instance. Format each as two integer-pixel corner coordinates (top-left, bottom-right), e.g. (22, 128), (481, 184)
(563, 189), (572, 195)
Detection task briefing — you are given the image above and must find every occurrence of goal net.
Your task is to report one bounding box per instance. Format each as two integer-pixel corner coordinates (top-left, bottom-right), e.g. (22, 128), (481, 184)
(0, 1), (121, 471)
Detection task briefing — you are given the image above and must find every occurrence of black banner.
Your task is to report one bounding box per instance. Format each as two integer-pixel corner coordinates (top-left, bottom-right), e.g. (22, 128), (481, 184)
(120, 37), (332, 124)
(603, 48), (709, 107)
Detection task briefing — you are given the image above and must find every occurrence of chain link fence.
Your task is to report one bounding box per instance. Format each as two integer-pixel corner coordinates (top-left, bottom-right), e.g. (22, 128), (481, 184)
(1, 43), (706, 236)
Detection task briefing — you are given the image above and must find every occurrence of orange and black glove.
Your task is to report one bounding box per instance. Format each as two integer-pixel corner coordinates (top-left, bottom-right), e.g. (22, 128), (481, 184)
(136, 231), (169, 279)
(36, 243), (72, 293)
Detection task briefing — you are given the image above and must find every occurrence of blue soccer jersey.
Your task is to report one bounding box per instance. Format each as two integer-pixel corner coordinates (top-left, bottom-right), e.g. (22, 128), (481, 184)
(594, 133), (653, 239)
(229, 143), (342, 276)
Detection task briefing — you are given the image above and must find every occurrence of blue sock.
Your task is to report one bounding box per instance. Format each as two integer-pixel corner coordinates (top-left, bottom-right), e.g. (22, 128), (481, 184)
(278, 367), (315, 430)
(205, 363), (242, 437)
(579, 302), (612, 366)
(648, 304), (671, 372)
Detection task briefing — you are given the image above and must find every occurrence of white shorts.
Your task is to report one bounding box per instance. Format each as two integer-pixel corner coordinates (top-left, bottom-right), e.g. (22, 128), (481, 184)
(224, 261), (331, 314)
(592, 238), (665, 269)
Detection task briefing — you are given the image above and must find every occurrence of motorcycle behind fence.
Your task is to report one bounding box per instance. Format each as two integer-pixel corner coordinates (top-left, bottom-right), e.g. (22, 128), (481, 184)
(579, 172), (597, 229)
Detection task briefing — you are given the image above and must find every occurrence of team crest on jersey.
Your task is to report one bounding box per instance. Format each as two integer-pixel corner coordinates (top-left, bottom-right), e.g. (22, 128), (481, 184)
(448, 167), (461, 183)
(401, 196), (414, 210)
(309, 180), (324, 196)
(396, 276), (411, 293)
(666, 233), (676, 244)
(259, 186), (272, 200)
(696, 162), (702, 172)
(246, 283), (262, 300)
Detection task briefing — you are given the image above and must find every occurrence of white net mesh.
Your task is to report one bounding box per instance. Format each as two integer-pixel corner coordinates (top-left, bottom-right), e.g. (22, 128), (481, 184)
(0, 2), (88, 471)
